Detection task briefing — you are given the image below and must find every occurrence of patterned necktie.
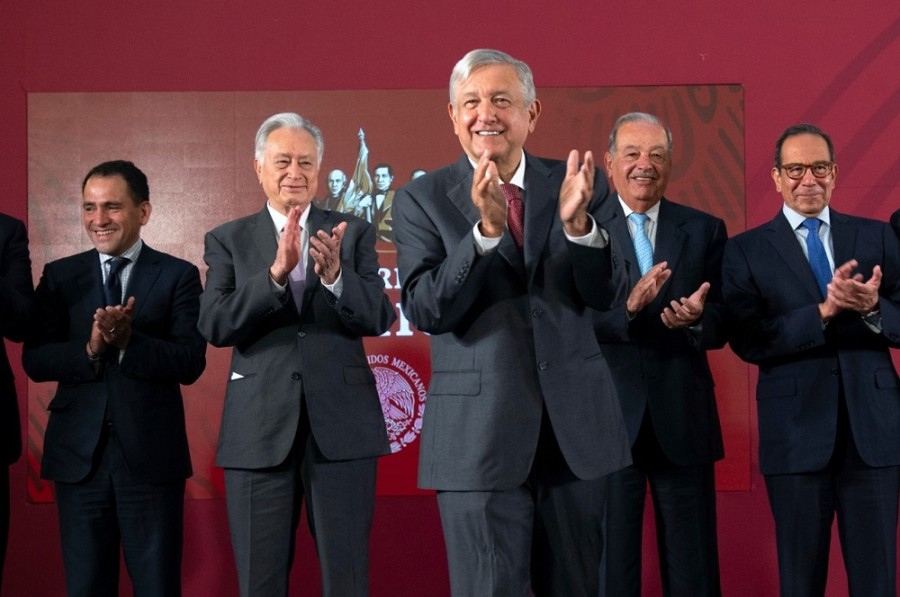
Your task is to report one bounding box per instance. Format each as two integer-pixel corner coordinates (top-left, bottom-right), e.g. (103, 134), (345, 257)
(628, 212), (653, 276)
(103, 257), (129, 306)
(288, 228), (307, 312)
(500, 183), (525, 249)
(801, 218), (832, 298)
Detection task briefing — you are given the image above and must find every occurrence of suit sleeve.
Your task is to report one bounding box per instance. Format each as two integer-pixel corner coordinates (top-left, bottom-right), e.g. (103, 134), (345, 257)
(722, 235), (828, 364)
(198, 226), (295, 348)
(23, 263), (105, 383)
(0, 218), (35, 342)
(693, 217), (730, 350)
(566, 173), (619, 311)
(325, 218), (397, 336)
(393, 185), (500, 335)
(119, 262), (207, 385)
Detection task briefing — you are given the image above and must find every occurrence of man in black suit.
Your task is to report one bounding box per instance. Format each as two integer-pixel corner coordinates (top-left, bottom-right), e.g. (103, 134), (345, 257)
(392, 48), (630, 595)
(0, 213), (34, 589)
(595, 113), (726, 597)
(723, 124), (900, 596)
(198, 113), (395, 597)
(23, 161), (207, 597)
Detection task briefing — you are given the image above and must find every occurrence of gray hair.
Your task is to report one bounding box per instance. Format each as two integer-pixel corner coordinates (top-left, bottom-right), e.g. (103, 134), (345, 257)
(449, 49), (536, 109)
(254, 112), (324, 165)
(608, 112), (673, 155)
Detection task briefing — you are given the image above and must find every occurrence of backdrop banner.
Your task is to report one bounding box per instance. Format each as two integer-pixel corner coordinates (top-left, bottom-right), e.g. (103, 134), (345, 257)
(27, 86), (747, 500)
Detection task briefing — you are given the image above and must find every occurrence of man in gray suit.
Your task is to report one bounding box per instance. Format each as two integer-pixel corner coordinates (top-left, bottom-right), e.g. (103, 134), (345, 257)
(198, 113), (396, 597)
(392, 48), (630, 596)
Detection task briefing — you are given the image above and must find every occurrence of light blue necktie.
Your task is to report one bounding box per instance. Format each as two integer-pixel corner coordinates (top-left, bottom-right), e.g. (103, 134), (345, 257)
(801, 218), (832, 298)
(628, 212), (653, 276)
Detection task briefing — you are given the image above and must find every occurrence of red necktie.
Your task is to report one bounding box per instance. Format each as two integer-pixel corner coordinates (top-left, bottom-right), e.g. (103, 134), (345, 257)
(501, 183), (524, 249)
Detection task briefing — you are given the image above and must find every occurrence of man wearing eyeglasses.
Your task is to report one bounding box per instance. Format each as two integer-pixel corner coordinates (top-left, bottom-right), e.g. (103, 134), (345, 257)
(722, 123), (900, 596)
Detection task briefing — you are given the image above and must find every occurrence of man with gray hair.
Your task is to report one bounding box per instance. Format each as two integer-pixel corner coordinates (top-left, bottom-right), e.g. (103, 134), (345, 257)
(199, 112), (395, 596)
(393, 49), (629, 595)
(595, 112), (728, 596)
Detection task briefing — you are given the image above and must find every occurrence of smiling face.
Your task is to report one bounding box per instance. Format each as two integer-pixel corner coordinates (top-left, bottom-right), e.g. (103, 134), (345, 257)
(772, 133), (837, 217)
(82, 175), (151, 256)
(605, 120), (671, 212)
(449, 63), (541, 181)
(255, 126), (320, 215)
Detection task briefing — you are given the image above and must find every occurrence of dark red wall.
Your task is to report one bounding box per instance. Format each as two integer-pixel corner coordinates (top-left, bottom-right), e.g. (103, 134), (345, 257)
(3, 3), (900, 595)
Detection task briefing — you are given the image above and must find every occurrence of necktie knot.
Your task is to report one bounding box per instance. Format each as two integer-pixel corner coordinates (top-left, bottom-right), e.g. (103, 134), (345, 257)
(500, 183), (524, 249)
(628, 213), (653, 276)
(801, 218), (820, 234)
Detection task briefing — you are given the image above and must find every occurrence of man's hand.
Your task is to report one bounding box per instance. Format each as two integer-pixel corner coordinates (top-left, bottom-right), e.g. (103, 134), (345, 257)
(471, 150), (507, 238)
(311, 221), (347, 285)
(559, 150), (595, 237)
(661, 282), (710, 329)
(89, 296), (136, 355)
(825, 259), (881, 316)
(269, 205), (303, 285)
(626, 262), (671, 316)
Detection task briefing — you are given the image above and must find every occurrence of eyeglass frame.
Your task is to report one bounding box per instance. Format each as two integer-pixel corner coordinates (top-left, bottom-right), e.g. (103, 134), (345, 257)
(778, 161), (835, 180)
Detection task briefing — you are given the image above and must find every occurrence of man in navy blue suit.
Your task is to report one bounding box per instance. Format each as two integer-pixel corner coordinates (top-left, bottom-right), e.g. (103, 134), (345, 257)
(723, 124), (900, 596)
(595, 113), (727, 597)
(0, 213), (34, 589)
(24, 161), (206, 597)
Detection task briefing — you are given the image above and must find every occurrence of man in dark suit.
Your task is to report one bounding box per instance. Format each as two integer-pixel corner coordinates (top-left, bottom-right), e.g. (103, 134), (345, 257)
(0, 213), (34, 589)
(392, 48), (630, 596)
(594, 113), (726, 597)
(198, 113), (395, 597)
(23, 160), (207, 597)
(722, 123), (900, 596)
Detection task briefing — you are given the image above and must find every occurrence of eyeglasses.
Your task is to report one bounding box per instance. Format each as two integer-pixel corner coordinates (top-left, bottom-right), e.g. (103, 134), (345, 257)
(780, 161), (835, 180)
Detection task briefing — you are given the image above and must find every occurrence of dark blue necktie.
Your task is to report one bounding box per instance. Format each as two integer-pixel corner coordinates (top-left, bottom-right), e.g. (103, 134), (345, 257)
(801, 218), (831, 298)
(103, 257), (129, 306)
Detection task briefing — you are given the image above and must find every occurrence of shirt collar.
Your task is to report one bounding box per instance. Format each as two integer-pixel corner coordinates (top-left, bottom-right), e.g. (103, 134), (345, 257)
(467, 150), (527, 190)
(98, 239), (143, 264)
(783, 204), (831, 229)
(267, 202), (311, 233)
(618, 196), (661, 222)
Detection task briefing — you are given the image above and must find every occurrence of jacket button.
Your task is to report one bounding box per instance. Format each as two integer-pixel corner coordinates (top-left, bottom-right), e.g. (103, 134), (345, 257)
(298, 331), (306, 338)
(291, 372), (301, 381)
(538, 361), (549, 371)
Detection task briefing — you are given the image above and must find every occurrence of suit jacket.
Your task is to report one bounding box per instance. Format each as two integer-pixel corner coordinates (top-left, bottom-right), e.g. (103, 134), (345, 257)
(722, 209), (900, 474)
(23, 244), (206, 483)
(198, 205), (394, 468)
(0, 214), (34, 465)
(594, 198), (727, 465)
(393, 152), (631, 491)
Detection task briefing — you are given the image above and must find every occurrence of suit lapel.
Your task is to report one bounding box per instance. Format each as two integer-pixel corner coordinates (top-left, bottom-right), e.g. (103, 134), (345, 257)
(829, 209), (854, 268)
(522, 153), (555, 281)
(125, 245), (162, 322)
(448, 155), (526, 279)
(767, 211), (822, 300)
(77, 250), (106, 311)
(653, 199), (686, 306)
(599, 199), (642, 288)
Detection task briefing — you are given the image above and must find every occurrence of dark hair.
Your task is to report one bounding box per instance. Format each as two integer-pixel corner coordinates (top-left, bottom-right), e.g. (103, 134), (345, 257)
(774, 123), (835, 168)
(81, 160), (149, 205)
(374, 163), (393, 177)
